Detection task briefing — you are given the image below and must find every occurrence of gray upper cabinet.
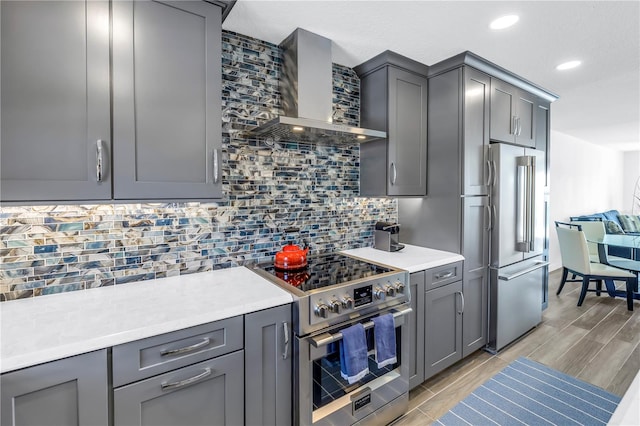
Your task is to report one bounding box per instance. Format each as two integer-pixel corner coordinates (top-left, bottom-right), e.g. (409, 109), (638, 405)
(535, 99), (551, 188)
(355, 51), (429, 197)
(490, 78), (536, 148)
(0, 0), (112, 202)
(1, 350), (109, 426)
(112, 0), (222, 200)
(245, 304), (292, 426)
(0, 0), (222, 203)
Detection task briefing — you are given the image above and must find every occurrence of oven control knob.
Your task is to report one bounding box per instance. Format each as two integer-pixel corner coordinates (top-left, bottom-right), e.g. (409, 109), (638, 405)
(394, 282), (405, 294)
(314, 303), (330, 318)
(385, 285), (396, 297)
(329, 299), (342, 314)
(374, 287), (386, 301)
(341, 296), (354, 310)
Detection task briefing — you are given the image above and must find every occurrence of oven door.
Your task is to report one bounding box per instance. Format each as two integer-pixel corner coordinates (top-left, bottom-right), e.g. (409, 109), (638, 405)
(295, 304), (411, 426)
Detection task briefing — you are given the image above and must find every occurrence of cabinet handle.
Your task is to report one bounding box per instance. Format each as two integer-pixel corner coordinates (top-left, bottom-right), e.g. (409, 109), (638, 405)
(161, 367), (212, 391)
(486, 160), (492, 187)
(282, 321), (290, 360)
(485, 204), (492, 231)
(96, 140), (104, 182)
(435, 271), (454, 280)
(213, 149), (219, 184)
(160, 337), (211, 356)
(457, 291), (465, 315)
(512, 116), (518, 135)
(491, 160), (497, 187)
(517, 117), (522, 136)
(390, 163), (397, 185)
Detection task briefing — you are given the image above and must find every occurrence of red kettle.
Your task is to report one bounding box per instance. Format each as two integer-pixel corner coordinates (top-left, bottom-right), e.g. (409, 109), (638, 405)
(274, 243), (309, 270)
(274, 227), (309, 270)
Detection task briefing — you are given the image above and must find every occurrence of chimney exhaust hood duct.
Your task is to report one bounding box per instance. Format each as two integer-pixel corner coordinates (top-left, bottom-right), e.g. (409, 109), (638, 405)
(244, 28), (386, 144)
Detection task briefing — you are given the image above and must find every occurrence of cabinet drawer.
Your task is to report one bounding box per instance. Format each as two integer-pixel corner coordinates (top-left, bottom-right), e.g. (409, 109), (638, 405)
(113, 350), (244, 426)
(425, 261), (463, 290)
(112, 316), (243, 387)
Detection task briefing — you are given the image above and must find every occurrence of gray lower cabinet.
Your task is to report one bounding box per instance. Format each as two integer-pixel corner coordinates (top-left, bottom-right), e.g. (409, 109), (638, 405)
(490, 78), (536, 147)
(424, 280), (463, 379)
(112, 0), (222, 200)
(0, 350), (109, 426)
(410, 262), (470, 386)
(113, 351), (244, 426)
(408, 271), (426, 390)
(112, 316), (244, 426)
(0, 0), (112, 202)
(461, 196), (489, 357)
(245, 304), (292, 426)
(355, 51), (429, 197)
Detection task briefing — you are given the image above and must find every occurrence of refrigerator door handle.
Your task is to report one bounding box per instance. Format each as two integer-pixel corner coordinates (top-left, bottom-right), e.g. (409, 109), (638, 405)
(498, 261), (549, 281)
(516, 157), (528, 251)
(528, 159), (537, 252)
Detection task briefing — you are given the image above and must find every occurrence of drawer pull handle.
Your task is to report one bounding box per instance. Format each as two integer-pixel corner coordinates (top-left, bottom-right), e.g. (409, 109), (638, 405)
(160, 337), (211, 357)
(435, 271), (454, 280)
(161, 367), (212, 391)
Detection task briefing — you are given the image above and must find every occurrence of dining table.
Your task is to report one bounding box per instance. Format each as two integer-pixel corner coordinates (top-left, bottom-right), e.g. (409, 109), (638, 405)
(585, 233), (640, 299)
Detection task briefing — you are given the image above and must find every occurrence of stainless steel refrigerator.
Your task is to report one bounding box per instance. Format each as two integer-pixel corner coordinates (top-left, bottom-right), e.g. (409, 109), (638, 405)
(487, 142), (548, 352)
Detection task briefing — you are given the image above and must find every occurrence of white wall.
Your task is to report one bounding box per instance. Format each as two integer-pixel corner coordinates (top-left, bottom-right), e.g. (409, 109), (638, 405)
(548, 130), (627, 271)
(622, 151), (640, 213)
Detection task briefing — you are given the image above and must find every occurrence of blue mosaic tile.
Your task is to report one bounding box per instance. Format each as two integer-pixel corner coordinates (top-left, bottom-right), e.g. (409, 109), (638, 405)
(0, 30), (398, 301)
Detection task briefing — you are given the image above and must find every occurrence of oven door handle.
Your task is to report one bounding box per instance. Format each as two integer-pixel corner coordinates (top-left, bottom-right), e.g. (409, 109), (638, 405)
(309, 306), (412, 348)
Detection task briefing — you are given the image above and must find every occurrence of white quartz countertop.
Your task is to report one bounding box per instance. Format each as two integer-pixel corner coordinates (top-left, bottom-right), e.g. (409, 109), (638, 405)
(342, 244), (464, 273)
(0, 266), (293, 373)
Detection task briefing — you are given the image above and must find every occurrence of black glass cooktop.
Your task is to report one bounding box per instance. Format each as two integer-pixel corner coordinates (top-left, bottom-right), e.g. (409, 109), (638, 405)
(259, 253), (394, 292)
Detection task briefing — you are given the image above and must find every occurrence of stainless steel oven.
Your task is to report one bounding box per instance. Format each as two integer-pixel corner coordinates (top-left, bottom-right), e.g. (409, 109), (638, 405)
(295, 304), (411, 426)
(253, 252), (411, 426)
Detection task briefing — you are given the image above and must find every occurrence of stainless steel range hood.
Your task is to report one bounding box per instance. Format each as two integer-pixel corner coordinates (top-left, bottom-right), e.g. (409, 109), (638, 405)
(244, 28), (386, 144)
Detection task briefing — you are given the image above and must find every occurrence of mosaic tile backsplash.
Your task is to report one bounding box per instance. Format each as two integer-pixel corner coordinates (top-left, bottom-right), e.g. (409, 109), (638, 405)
(0, 31), (397, 301)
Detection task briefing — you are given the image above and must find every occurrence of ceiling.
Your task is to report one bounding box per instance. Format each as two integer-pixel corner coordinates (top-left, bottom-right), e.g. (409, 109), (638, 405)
(223, 0), (640, 152)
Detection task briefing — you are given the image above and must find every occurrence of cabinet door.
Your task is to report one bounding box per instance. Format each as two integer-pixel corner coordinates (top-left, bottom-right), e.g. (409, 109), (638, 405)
(462, 68), (490, 196)
(114, 351), (244, 426)
(462, 268), (488, 357)
(1, 350), (108, 426)
(0, 1), (111, 201)
(515, 90), (536, 147)
(112, 0), (222, 200)
(462, 196), (489, 356)
(408, 272), (425, 389)
(490, 78), (516, 144)
(387, 67), (428, 196)
(424, 281), (463, 379)
(245, 304), (292, 426)
(535, 99), (551, 188)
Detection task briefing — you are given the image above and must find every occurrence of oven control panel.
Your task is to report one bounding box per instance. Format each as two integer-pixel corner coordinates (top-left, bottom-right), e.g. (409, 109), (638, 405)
(310, 273), (408, 322)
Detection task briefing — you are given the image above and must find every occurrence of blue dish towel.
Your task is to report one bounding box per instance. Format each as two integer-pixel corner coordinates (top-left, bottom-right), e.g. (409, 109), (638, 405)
(371, 313), (397, 368)
(339, 323), (369, 384)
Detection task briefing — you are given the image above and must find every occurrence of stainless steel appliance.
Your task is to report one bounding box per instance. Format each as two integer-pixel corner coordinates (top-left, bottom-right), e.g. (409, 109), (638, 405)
(244, 29), (386, 145)
(253, 253), (410, 426)
(374, 222), (405, 252)
(488, 143), (549, 352)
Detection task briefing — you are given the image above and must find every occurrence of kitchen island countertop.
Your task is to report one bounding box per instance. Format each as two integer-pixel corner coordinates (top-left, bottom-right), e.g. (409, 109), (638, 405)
(342, 244), (464, 273)
(0, 266), (293, 373)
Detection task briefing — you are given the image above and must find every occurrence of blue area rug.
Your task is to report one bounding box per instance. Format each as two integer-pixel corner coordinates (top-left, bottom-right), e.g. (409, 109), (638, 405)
(434, 357), (621, 426)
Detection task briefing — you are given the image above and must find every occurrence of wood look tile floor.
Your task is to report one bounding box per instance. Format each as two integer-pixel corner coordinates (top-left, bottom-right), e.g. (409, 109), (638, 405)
(393, 269), (640, 425)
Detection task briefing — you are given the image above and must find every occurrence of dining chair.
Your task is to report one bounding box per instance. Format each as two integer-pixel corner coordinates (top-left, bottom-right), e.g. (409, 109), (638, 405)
(570, 220), (629, 263)
(555, 222), (636, 310)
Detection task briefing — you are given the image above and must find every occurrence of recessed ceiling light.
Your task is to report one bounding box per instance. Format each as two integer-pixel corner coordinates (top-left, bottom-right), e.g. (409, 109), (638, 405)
(556, 60), (582, 71)
(490, 15), (519, 30)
